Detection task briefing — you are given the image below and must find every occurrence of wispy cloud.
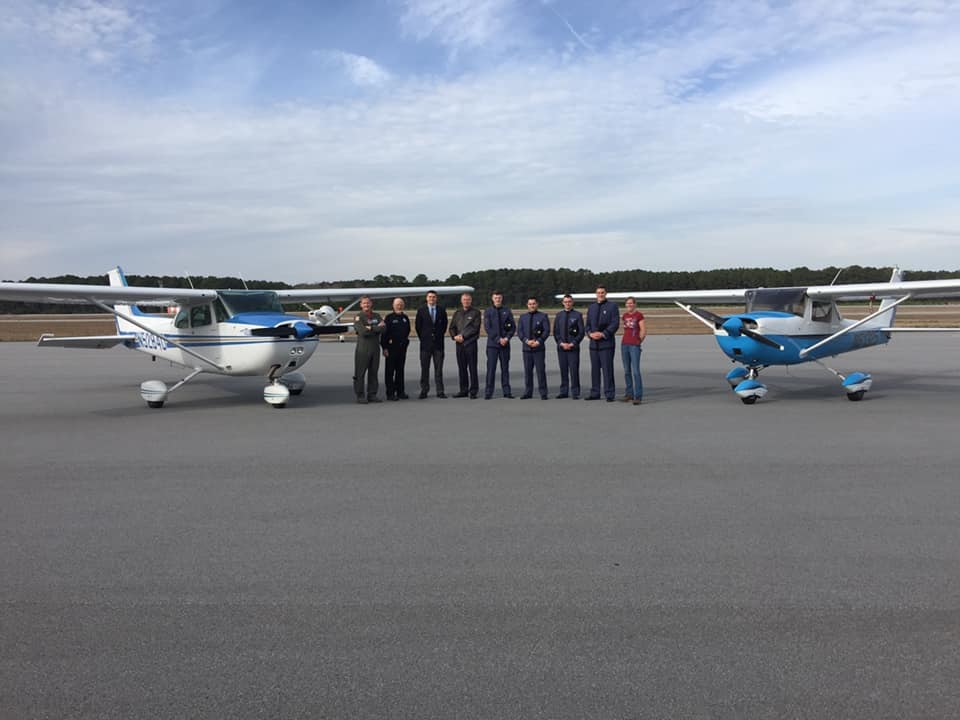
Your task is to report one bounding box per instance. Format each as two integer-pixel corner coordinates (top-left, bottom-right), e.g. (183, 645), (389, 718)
(314, 50), (391, 87)
(399, 0), (518, 52)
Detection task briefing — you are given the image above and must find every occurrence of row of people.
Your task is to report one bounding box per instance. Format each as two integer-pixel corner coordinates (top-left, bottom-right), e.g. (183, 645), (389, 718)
(352, 286), (646, 404)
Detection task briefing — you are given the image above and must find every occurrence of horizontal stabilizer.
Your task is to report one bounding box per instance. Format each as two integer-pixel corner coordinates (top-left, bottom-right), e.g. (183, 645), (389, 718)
(38, 334), (128, 349)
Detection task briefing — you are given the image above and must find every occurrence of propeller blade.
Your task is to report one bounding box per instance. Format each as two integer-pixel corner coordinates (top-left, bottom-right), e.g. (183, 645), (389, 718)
(250, 326), (296, 338)
(250, 321), (317, 339)
(741, 327), (784, 351)
(689, 306), (726, 329)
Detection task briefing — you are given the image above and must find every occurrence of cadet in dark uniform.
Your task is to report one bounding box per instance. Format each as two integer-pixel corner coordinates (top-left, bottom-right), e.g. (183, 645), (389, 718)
(353, 295), (384, 403)
(483, 290), (515, 399)
(414, 290), (447, 398)
(449, 292), (482, 398)
(553, 293), (584, 399)
(517, 296), (550, 399)
(585, 285), (620, 401)
(381, 297), (411, 401)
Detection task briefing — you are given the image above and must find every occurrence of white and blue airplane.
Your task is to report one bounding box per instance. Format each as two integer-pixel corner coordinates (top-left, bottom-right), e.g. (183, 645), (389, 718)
(0, 267), (472, 408)
(568, 268), (960, 404)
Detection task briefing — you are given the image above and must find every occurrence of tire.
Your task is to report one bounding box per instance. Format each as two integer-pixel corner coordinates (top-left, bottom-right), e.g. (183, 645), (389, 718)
(740, 395), (758, 405)
(846, 390), (865, 401)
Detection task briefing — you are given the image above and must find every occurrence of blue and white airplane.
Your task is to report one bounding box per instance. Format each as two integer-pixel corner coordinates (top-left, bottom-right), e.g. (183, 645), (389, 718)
(0, 267), (472, 408)
(568, 269), (960, 403)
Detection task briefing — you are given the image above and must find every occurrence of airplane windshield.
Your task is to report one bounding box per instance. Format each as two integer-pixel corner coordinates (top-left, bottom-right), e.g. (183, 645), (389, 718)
(218, 290), (284, 316)
(745, 288), (806, 316)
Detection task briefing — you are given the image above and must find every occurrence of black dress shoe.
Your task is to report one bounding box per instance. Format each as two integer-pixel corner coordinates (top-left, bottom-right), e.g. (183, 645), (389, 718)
(418, 391), (428, 399)
(541, 395), (548, 400)
(483, 396), (492, 400)
(453, 391), (468, 398)
(555, 393), (569, 399)
(399, 393), (410, 399)
(356, 396), (368, 404)
(520, 394), (532, 399)
(437, 393), (447, 398)
(584, 396), (600, 401)
(368, 397), (383, 403)
(388, 395), (399, 401)
(469, 395), (478, 399)
(503, 394), (514, 399)
(605, 397), (614, 402)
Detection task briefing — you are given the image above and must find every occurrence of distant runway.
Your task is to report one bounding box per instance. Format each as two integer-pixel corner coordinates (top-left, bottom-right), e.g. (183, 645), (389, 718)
(2, 337), (960, 719)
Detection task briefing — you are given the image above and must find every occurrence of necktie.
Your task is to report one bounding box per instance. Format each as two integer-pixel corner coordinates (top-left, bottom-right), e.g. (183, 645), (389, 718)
(430, 307), (436, 323)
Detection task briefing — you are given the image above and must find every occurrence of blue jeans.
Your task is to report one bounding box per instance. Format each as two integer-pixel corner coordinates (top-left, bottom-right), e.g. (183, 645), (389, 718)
(621, 344), (642, 399)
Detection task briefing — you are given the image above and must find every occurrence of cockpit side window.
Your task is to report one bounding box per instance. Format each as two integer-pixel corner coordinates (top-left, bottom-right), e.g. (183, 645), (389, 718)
(190, 305), (213, 327)
(811, 301), (834, 323)
(174, 309), (190, 329)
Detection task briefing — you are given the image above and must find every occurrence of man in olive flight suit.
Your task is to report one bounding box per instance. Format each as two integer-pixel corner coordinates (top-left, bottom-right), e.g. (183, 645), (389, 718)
(449, 292), (482, 398)
(353, 295), (384, 403)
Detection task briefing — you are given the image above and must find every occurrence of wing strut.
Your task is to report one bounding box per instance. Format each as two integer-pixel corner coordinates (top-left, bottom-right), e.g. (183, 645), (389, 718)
(89, 299), (229, 372)
(798, 295), (912, 358)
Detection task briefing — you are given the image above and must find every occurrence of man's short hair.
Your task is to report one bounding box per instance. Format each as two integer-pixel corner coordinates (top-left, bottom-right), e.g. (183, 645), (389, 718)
(596, 285), (606, 292)
(492, 290), (503, 296)
(426, 290), (438, 296)
(562, 294), (573, 300)
(527, 296), (539, 303)
(626, 296), (635, 303)
(360, 295), (372, 302)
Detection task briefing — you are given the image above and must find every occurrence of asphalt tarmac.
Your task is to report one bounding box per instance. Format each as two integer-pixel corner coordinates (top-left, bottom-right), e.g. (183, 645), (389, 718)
(2, 336), (960, 719)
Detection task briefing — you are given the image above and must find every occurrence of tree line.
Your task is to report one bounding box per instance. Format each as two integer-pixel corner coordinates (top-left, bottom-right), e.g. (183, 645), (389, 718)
(3, 266), (957, 313)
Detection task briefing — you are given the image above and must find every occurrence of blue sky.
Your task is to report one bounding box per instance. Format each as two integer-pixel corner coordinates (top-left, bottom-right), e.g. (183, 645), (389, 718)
(1, 0), (959, 283)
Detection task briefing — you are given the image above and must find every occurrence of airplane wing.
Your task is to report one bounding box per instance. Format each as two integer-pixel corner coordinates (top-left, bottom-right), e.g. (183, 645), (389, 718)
(805, 278), (960, 300)
(37, 334), (129, 349)
(277, 285), (475, 303)
(0, 282), (216, 307)
(564, 289), (749, 304)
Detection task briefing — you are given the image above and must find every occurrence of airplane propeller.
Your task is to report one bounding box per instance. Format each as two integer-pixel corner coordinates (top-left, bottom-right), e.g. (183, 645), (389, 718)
(251, 321), (319, 340)
(689, 306), (784, 351)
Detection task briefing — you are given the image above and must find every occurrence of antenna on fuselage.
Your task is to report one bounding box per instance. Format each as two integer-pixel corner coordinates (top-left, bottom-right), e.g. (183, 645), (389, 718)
(239, 274), (250, 290)
(184, 271), (195, 289)
(830, 267), (847, 285)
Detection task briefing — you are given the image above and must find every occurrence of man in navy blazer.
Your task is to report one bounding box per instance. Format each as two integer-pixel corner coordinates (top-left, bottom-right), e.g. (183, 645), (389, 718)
(414, 290), (448, 398)
(584, 285), (620, 401)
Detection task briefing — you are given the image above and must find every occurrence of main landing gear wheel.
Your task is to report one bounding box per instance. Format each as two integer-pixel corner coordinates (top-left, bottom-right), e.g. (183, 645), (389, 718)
(846, 390), (865, 401)
(740, 395), (759, 405)
(280, 371), (306, 396)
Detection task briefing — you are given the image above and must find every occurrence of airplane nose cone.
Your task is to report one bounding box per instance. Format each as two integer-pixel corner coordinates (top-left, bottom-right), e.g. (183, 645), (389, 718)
(721, 317), (743, 337)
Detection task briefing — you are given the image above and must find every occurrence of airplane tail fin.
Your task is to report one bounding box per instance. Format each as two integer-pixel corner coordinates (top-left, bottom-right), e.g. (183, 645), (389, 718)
(106, 266), (144, 331)
(873, 267), (905, 328)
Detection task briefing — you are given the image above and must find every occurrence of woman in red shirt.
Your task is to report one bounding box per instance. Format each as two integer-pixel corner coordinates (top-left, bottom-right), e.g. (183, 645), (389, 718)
(621, 297), (646, 404)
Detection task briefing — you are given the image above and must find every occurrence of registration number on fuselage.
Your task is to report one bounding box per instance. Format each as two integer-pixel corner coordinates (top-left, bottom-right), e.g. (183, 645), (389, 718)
(136, 332), (169, 351)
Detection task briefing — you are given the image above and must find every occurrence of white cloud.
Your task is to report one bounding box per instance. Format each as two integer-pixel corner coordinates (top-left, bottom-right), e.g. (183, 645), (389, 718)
(399, 0), (518, 51)
(4, 0), (155, 67)
(315, 50), (391, 87)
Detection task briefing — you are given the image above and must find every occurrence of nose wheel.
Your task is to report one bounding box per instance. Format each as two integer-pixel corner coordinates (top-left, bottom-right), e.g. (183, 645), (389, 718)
(727, 366), (767, 404)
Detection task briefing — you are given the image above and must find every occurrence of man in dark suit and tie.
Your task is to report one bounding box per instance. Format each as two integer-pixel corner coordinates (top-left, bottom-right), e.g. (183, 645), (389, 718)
(414, 290), (448, 398)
